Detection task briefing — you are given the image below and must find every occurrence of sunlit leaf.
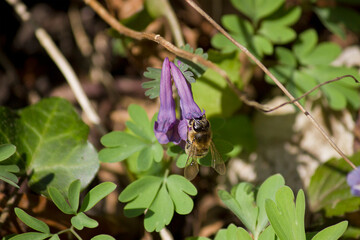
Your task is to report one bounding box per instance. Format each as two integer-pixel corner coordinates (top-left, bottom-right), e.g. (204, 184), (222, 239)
(71, 212), (98, 230)
(79, 182), (116, 213)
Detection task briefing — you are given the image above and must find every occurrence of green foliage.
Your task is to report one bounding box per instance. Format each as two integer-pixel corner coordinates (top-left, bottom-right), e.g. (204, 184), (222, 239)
(0, 144), (19, 187)
(119, 173), (197, 232)
(0, 98), (99, 195)
(308, 152), (360, 217)
(142, 67), (161, 99)
(90, 235), (116, 240)
(265, 186), (348, 240)
(214, 224), (252, 240)
(100, 105), (163, 172)
(218, 174), (285, 239)
(211, 0), (301, 58)
(266, 29), (360, 110)
(10, 179), (116, 239)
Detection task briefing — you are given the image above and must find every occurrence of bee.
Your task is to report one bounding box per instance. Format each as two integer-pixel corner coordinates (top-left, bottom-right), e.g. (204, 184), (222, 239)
(184, 115), (226, 180)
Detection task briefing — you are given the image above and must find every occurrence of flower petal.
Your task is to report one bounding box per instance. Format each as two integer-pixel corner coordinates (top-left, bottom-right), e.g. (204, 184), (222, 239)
(170, 62), (203, 120)
(154, 58), (179, 144)
(347, 167), (360, 197)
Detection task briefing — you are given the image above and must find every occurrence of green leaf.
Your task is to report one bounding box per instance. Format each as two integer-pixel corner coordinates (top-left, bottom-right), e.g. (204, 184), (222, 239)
(258, 225), (277, 240)
(91, 235), (116, 240)
(119, 176), (163, 217)
(315, 7), (360, 39)
(293, 29), (318, 60)
(71, 212), (98, 230)
(68, 179), (81, 213)
(256, 174), (285, 236)
(186, 237), (211, 240)
(142, 67), (161, 99)
(275, 47), (297, 68)
(48, 187), (74, 215)
(14, 208), (50, 233)
(300, 42), (341, 66)
(8, 232), (51, 240)
(99, 132), (146, 163)
(0, 165), (20, 188)
(49, 235), (60, 240)
(231, 0), (285, 23)
(144, 183), (174, 232)
(79, 182), (116, 213)
(218, 183), (258, 235)
(0, 144), (16, 162)
(312, 221), (348, 240)
(126, 104), (153, 141)
(119, 174), (196, 232)
(266, 65), (295, 84)
(253, 35), (274, 57)
(308, 152), (360, 217)
(137, 147), (153, 171)
(259, 22), (296, 44)
(264, 6), (301, 26)
(167, 175), (197, 215)
(265, 187), (306, 240)
(17, 98), (99, 195)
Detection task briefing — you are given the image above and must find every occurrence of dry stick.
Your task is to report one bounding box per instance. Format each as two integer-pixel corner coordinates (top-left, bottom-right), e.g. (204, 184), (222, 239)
(6, 0), (102, 130)
(185, 0), (357, 169)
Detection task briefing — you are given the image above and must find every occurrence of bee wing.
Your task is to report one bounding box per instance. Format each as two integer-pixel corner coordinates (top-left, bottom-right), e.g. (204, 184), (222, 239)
(210, 141), (226, 175)
(184, 145), (199, 181)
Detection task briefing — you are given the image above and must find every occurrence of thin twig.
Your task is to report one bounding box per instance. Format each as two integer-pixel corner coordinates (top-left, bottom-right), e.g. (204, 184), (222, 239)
(265, 75), (359, 112)
(6, 0), (102, 129)
(185, 0), (357, 169)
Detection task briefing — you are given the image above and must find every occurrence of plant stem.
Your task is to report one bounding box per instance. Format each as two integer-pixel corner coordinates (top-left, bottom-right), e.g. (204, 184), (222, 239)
(70, 226), (83, 240)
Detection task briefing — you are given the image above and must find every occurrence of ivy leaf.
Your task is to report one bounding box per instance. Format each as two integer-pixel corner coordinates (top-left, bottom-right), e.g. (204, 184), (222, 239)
(71, 212), (98, 230)
(14, 98), (99, 195)
(119, 174), (197, 232)
(142, 67), (161, 99)
(14, 208), (50, 233)
(308, 152), (360, 217)
(100, 105), (163, 172)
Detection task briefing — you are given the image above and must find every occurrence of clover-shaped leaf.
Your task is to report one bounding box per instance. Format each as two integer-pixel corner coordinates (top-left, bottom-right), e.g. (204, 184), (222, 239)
(119, 174), (197, 232)
(100, 105), (163, 172)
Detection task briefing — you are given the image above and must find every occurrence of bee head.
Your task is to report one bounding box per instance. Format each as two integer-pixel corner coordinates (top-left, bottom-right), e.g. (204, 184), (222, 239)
(191, 116), (209, 132)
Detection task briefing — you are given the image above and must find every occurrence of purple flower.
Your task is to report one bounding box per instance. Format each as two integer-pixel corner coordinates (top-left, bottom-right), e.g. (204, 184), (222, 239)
(347, 167), (360, 196)
(153, 58), (204, 144)
(154, 58), (180, 144)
